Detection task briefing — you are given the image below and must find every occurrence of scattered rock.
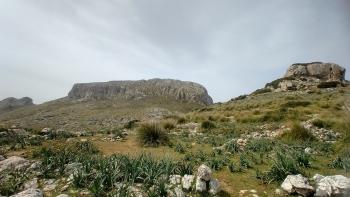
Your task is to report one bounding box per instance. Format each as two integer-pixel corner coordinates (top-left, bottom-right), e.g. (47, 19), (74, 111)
(10, 188), (43, 197)
(197, 164), (212, 181)
(182, 175), (194, 190)
(169, 175), (182, 185)
(195, 177), (207, 193)
(0, 156), (31, 173)
(314, 174), (350, 197)
(0, 155), (5, 161)
(209, 178), (220, 195)
(281, 174), (315, 197)
(22, 178), (38, 190)
(56, 195), (69, 197)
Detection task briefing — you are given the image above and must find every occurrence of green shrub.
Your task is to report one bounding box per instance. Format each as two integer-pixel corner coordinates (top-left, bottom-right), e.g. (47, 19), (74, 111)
(137, 123), (169, 147)
(163, 121), (176, 130)
(225, 140), (240, 154)
(177, 117), (186, 124)
(329, 151), (350, 172)
(0, 168), (28, 196)
(252, 88), (272, 95)
(256, 148), (309, 183)
(174, 143), (186, 154)
(246, 138), (274, 153)
(317, 81), (339, 88)
(201, 120), (216, 130)
(280, 122), (316, 142)
(312, 119), (333, 129)
(282, 100), (311, 108)
(124, 120), (138, 129)
(47, 130), (76, 140)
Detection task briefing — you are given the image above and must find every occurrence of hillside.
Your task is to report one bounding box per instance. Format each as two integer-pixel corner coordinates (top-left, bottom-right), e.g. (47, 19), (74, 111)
(0, 63), (349, 197)
(0, 79), (211, 130)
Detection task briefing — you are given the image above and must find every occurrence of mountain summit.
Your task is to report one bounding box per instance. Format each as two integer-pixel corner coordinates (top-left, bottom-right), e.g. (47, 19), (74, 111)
(68, 79), (213, 105)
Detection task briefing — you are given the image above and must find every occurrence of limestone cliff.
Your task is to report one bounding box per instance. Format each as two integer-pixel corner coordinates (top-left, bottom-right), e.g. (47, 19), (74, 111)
(68, 79), (213, 105)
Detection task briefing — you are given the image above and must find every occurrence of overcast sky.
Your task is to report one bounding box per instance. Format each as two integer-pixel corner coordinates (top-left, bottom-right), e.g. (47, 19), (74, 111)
(1, 0), (349, 103)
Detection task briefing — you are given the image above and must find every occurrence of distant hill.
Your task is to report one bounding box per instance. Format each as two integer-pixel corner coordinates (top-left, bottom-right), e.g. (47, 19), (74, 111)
(0, 97), (34, 114)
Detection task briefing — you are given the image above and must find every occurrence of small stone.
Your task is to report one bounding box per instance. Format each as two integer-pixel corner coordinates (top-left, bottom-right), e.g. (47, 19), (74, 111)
(0, 155), (5, 161)
(10, 188), (43, 197)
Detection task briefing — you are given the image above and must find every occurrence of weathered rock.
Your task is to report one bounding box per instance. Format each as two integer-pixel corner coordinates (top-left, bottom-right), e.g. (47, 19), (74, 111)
(68, 79), (213, 105)
(10, 188), (43, 197)
(168, 186), (185, 197)
(285, 62), (346, 81)
(209, 178), (220, 195)
(0, 97), (34, 114)
(169, 175), (182, 185)
(22, 178), (38, 190)
(281, 174), (315, 197)
(197, 164), (212, 181)
(0, 156), (31, 173)
(56, 195), (69, 197)
(195, 177), (207, 192)
(182, 175), (195, 190)
(314, 174), (350, 197)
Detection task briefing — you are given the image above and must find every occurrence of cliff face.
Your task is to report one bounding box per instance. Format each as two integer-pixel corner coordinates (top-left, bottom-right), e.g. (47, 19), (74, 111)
(265, 62), (347, 92)
(68, 79), (213, 105)
(0, 97), (34, 113)
(284, 62), (346, 81)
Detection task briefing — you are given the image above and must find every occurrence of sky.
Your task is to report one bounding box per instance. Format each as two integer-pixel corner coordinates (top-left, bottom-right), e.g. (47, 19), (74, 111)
(1, 0), (350, 104)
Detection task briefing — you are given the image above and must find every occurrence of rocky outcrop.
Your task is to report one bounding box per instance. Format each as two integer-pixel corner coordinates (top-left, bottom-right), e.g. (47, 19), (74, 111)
(285, 62), (345, 81)
(68, 79), (213, 105)
(265, 62), (347, 92)
(0, 97), (34, 113)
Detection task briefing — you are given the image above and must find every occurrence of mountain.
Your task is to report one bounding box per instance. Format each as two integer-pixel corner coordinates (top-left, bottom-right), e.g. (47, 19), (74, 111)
(0, 79), (212, 130)
(0, 97), (34, 114)
(68, 78), (213, 105)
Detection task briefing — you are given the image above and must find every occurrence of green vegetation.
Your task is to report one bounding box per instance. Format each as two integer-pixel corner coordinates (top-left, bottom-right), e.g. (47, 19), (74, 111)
(0, 168), (28, 196)
(201, 120), (216, 130)
(137, 123), (169, 147)
(280, 122), (316, 142)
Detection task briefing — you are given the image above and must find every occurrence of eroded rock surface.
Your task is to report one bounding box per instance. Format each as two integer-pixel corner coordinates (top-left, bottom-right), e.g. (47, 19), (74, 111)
(68, 79), (213, 105)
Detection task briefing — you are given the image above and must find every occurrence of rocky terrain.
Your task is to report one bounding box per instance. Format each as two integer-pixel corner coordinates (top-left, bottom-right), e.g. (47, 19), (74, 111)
(68, 79), (213, 105)
(265, 62), (346, 92)
(0, 62), (349, 197)
(0, 97), (34, 114)
(0, 79), (211, 131)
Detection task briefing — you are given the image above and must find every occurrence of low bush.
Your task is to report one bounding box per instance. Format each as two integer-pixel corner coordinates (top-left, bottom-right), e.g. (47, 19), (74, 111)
(137, 123), (169, 147)
(329, 151), (350, 172)
(280, 122), (316, 142)
(177, 117), (186, 124)
(317, 81), (339, 88)
(282, 100), (311, 108)
(256, 148), (310, 183)
(246, 138), (274, 153)
(47, 130), (76, 140)
(0, 168), (28, 196)
(312, 119), (333, 129)
(252, 88), (272, 95)
(163, 121), (176, 130)
(201, 120), (216, 130)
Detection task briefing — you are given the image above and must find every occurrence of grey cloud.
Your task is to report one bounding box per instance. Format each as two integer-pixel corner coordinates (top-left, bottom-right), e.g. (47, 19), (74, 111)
(0, 0), (349, 103)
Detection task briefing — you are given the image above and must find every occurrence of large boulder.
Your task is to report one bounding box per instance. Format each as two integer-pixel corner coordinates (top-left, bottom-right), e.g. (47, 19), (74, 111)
(284, 62), (346, 82)
(281, 174), (315, 197)
(313, 174), (350, 197)
(68, 79), (213, 105)
(0, 156), (31, 173)
(197, 164), (212, 181)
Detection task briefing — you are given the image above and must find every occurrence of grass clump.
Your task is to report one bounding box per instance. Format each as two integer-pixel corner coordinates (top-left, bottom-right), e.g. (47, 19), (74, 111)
(0, 168), (28, 196)
(246, 138), (274, 153)
(201, 120), (216, 130)
(312, 119), (333, 129)
(256, 148), (310, 183)
(252, 88), (272, 95)
(329, 150), (350, 172)
(137, 123), (169, 147)
(280, 122), (316, 142)
(282, 100), (311, 108)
